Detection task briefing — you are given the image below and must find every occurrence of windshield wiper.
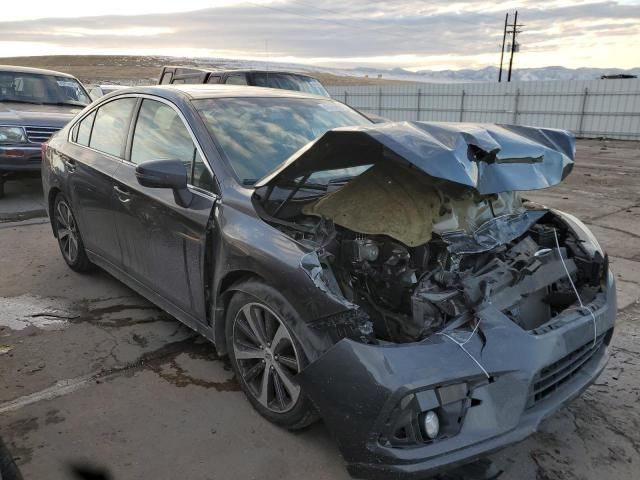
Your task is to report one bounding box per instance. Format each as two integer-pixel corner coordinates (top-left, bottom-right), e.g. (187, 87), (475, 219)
(43, 101), (87, 107)
(242, 179), (257, 186)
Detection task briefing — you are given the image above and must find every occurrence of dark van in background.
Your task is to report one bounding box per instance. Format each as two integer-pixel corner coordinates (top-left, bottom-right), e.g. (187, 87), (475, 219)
(157, 66), (330, 97)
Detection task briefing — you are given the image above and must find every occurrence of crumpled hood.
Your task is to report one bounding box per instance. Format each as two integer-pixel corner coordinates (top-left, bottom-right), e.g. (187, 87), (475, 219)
(0, 102), (82, 128)
(256, 121), (575, 194)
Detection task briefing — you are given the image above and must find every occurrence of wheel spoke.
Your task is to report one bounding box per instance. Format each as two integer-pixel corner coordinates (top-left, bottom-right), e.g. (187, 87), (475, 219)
(58, 228), (71, 240)
(66, 207), (73, 229)
(69, 235), (78, 260)
(277, 354), (298, 371)
(235, 317), (261, 347)
(56, 205), (68, 229)
(273, 363), (300, 399)
(241, 305), (266, 346)
(243, 360), (265, 382)
(258, 366), (271, 407)
(272, 372), (288, 410)
(234, 344), (265, 360)
(264, 310), (277, 343)
(271, 324), (288, 353)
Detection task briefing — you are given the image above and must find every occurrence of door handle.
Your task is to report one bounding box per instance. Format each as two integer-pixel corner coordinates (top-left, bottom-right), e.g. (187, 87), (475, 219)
(113, 185), (131, 203)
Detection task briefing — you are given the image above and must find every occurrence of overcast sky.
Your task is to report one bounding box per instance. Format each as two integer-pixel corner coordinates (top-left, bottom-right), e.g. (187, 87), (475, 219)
(1, 0), (638, 70)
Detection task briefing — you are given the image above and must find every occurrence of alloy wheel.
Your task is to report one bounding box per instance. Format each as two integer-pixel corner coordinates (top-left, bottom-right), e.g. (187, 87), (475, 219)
(232, 302), (302, 413)
(55, 200), (79, 264)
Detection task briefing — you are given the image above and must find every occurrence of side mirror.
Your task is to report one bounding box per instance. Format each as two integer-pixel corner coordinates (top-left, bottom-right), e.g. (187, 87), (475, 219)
(135, 159), (193, 208)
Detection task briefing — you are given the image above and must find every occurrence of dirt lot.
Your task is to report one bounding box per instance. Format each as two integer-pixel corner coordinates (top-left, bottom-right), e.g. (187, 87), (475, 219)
(0, 139), (639, 480)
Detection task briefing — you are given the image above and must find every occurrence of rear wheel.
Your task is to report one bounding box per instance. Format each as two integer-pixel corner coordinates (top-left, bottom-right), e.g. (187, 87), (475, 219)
(225, 280), (318, 430)
(53, 193), (92, 272)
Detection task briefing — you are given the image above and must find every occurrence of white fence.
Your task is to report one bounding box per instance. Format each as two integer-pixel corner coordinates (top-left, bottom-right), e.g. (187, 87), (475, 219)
(326, 79), (640, 140)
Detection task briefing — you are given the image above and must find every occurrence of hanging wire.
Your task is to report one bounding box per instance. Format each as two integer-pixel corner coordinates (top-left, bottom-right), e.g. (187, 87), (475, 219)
(437, 319), (489, 379)
(553, 228), (598, 349)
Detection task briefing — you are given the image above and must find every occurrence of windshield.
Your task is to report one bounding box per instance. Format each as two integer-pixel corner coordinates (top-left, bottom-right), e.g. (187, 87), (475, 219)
(0, 71), (91, 106)
(196, 97), (371, 184)
(251, 73), (330, 97)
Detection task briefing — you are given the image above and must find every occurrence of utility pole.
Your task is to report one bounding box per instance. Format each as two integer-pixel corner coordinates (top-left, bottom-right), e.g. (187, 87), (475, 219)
(507, 11), (523, 82)
(498, 13), (508, 82)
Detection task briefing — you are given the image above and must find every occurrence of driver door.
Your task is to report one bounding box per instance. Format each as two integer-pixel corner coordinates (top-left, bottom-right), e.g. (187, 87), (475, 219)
(111, 98), (217, 321)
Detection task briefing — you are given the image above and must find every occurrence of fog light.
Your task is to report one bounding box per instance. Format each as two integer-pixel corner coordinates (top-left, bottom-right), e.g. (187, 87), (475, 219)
(422, 410), (440, 440)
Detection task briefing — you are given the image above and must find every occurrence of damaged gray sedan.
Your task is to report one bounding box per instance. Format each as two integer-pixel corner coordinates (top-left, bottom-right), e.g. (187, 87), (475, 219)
(42, 85), (616, 479)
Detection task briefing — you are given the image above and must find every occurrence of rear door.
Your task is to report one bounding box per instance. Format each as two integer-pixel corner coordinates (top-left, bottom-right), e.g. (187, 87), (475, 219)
(111, 97), (216, 320)
(65, 97), (137, 266)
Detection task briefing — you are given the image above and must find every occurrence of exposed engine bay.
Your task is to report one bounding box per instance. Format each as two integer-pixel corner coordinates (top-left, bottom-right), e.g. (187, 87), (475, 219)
(255, 162), (607, 344)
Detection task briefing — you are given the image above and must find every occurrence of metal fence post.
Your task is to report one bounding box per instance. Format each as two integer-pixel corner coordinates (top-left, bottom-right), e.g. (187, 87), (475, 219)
(417, 89), (422, 121)
(460, 90), (466, 122)
(578, 88), (589, 137)
(513, 89), (520, 123)
(378, 88), (383, 115)
(344, 91), (348, 104)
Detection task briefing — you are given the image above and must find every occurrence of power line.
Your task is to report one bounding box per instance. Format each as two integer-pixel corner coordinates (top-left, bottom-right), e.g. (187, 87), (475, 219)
(498, 10), (524, 82)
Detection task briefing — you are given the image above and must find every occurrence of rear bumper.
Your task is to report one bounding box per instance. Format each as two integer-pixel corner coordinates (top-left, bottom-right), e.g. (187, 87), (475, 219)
(299, 273), (617, 479)
(0, 145), (42, 172)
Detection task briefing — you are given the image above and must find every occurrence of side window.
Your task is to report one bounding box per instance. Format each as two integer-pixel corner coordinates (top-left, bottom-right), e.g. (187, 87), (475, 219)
(206, 75), (221, 84)
(224, 74), (248, 85)
(71, 124), (79, 142)
(192, 153), (214, 191)
(130, 100), (214, 191)
(159, 71), (173, 84)
(89, 98), (136, 157)
(76, 111), (96, 146)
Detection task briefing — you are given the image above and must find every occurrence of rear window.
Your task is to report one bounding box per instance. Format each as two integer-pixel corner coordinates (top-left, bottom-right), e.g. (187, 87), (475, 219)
(252, 73), (329, 97)
(195, 97), (370, 183)
(75, 111), (96, 146)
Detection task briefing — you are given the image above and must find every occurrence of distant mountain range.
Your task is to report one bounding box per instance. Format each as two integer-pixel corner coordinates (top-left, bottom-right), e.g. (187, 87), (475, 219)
(189, 57), (640, 83)
(344, 65), (640, 83)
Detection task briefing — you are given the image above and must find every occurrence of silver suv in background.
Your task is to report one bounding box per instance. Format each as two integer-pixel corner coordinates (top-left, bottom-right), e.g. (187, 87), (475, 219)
(0, 65), (90, 197)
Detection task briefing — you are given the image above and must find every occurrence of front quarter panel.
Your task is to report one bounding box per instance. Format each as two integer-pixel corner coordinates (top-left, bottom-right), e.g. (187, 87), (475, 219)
(212, 195), (357, 360)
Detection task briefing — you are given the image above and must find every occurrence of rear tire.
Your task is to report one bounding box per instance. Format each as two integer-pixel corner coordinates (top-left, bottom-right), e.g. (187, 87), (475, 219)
(53, 193), (93, 273)
(225, 280), (318, 430)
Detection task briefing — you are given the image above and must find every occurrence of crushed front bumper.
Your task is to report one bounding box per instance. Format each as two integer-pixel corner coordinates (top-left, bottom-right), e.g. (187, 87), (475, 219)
(299, 273), (616, 479)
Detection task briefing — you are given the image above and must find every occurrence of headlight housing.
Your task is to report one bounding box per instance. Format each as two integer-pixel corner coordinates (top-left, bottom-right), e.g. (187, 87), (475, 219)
(0, 126), (28, 144)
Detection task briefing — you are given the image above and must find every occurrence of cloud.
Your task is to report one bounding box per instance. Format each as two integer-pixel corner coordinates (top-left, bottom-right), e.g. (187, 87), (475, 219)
(0, 1), (638, 69)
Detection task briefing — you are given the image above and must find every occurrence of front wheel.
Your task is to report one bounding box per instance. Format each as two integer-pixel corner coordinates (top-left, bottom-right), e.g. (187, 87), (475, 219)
(225, 280), (318, 430)
(53, 193), (93, 273)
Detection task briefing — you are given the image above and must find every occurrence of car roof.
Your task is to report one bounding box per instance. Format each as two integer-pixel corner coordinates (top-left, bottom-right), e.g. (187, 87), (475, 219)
(115, 84), (331, 101)
(0, 64), (78, 79)
(163, 66), (318, 79)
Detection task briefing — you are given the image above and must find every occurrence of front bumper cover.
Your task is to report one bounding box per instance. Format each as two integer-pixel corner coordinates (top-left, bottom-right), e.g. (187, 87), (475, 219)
(0, 145), (42, 172)
(299, 273), (616, 479)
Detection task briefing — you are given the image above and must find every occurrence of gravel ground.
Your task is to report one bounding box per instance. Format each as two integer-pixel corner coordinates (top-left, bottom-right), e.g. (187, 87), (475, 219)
(0, 139), (638, 480)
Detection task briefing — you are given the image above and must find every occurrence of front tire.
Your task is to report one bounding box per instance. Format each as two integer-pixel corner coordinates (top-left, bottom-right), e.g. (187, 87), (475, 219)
(225, 280), (318, 430)
(53, 193), (93, 273)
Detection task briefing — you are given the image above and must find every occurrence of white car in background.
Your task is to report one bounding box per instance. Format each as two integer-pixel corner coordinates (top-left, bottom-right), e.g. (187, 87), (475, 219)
(87, 84), (128, 100)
